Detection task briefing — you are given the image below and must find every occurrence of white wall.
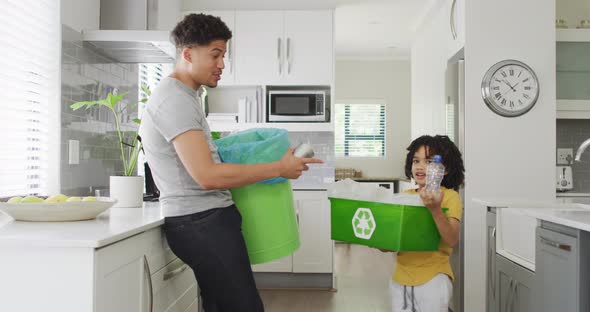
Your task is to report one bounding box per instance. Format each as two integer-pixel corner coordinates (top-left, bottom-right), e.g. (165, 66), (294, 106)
(463, 0), (555, 310)
(410, 5), (448, 139)
(61, 0), (100, 32)
(411, 0), (555, 310)
(335, 59), (411, 178)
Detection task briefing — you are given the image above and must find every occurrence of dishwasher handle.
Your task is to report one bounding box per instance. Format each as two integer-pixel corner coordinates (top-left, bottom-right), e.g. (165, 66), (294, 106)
(540, 236), (572, 252)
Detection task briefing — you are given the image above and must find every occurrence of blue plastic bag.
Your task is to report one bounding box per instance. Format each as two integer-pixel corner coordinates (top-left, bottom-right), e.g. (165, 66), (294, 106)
(214, 128), (289, 184)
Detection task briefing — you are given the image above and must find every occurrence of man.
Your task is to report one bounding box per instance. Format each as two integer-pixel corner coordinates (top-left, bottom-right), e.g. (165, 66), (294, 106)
(138, 13), (323, 312)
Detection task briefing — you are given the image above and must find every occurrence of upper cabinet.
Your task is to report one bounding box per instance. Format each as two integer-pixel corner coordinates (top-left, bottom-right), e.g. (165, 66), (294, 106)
(556, 30), (590, 118)
(235, 10), (334, 86)
(185, 10), (334, 86)
(447, 0), (465, 59)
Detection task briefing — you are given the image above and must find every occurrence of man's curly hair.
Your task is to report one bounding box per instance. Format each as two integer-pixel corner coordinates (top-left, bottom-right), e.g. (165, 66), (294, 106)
(171, 13), (232, 50)
(404, 135), (465, 191)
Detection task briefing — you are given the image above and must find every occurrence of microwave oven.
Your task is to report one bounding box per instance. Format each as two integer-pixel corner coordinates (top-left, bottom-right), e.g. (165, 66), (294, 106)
(268, 90), (328, 122)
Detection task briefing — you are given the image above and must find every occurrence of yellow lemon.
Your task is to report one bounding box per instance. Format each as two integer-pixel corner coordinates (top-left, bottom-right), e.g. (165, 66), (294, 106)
(82, 196), (97, 202)
(7, 196), (23, 203)
(45, 194), (69, 203)
(21, 196), (44, 203)
(66, 196), (82, 202)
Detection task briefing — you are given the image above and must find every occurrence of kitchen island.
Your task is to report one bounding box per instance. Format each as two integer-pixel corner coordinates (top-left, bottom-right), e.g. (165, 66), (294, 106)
(479, 198), (590, 312)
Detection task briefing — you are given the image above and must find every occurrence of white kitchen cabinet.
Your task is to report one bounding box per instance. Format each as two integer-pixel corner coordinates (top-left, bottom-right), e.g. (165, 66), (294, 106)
(252, 255), (293, 272)
(96, 227), (198, 312)
(251, 190), (333, 274)
(234, 11), (284, 85)
(281, 11), (334, 85)
(495, 254), (534, 312)
(235, 10), (333, 85)
(293, 190), (333, 273)
(448, 0), (465, 59)
(192, 10), (237, 86)
(0, 225), (198, 312)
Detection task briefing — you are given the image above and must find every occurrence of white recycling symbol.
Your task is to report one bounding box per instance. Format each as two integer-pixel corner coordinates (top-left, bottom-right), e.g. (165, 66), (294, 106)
(352, 208), (376, 240)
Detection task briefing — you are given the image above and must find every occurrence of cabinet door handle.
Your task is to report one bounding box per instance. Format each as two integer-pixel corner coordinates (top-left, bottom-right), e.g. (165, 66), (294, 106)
(164, 262), (188, 281)
(510, 282), (518, 312)
(286, 37), (291, 74)
(487, 234), (495, 300)
(504, 279), (514, 312)
(143, 255), (154, 312)
(277, 37), (282, 75)
(296, 208), (300, 229)
(540, 236), (572, 251)
(450, 0), (458, 40)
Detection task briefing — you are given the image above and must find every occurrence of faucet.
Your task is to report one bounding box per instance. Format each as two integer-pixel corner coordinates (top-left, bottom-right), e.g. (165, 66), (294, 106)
(575, 138), (590, 161)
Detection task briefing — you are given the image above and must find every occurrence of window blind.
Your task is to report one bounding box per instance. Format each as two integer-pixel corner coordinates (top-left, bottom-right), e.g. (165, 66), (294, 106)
(335, 103), (386, 157)
(0, 0), (59, 196)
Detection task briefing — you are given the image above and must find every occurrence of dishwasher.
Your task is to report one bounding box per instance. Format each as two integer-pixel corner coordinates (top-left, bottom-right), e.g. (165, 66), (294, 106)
(534, 221), (590, 312)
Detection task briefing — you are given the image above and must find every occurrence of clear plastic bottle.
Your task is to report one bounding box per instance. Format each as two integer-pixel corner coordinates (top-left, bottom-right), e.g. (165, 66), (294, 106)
(425, 155), (445, 193)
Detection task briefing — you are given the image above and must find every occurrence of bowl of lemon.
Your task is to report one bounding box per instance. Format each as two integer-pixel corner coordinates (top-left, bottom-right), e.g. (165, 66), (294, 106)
(0, 194), (117, 222)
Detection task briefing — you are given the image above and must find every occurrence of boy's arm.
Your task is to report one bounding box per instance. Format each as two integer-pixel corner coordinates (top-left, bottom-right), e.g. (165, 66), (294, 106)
(172, 130), (323, 189)
(420, 190), (461, 247)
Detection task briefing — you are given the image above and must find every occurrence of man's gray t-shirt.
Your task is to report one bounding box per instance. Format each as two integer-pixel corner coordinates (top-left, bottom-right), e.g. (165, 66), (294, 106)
(139, 77), (233, 217)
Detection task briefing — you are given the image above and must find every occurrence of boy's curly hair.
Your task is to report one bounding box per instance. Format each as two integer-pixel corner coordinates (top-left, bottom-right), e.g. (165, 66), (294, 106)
(404, 135), (465, 191)
(171, 14), (232, 50)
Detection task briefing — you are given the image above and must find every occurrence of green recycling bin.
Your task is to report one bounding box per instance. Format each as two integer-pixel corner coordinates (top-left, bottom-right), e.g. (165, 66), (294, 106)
(214, 128), (300, 264)
(230, 180), (300, 265)
(329, 197), (447, 251)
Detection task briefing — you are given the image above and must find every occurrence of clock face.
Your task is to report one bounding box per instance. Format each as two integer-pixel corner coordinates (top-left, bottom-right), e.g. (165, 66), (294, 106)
(482, 60), (539, 117)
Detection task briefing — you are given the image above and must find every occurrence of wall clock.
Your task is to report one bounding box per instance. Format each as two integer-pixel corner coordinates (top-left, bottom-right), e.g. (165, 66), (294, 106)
(481, 59), (539, 117)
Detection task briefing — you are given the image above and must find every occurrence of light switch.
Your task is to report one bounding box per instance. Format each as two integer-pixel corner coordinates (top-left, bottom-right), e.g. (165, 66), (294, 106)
(68, 140), (79, 165)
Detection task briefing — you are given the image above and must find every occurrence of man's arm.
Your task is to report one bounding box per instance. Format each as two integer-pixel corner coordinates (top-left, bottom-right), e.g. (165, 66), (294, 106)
(172, 130), (322, 189)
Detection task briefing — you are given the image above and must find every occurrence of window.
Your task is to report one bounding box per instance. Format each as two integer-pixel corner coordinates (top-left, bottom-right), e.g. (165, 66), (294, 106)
(0, 0), (60, 196)
(335, 102), (386, 157)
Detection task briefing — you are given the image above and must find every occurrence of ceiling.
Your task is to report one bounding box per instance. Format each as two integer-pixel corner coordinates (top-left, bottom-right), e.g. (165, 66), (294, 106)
(182, 0), (437, 60)
(335, 0), (436, 60)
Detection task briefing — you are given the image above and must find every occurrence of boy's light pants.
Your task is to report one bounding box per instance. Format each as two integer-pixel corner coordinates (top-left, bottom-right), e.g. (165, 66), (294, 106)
(390, 273), (452, 312)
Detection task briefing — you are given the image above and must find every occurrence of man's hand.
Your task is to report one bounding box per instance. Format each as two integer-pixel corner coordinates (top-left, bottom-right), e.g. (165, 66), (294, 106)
(278, 148), (323, 179)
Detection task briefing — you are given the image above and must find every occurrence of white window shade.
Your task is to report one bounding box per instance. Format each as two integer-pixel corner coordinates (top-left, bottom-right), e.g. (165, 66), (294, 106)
(335, 103), (386, 157)
(0, 0), (60, 196)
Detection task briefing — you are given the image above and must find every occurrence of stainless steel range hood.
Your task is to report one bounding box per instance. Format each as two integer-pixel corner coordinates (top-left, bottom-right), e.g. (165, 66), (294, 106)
(81, 0), (178, 63)
(82, 30), (175, 63)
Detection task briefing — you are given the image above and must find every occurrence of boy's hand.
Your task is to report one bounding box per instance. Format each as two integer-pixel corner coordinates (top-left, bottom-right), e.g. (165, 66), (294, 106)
(278, 148), (323, 179)
(419, 189), (444, 216)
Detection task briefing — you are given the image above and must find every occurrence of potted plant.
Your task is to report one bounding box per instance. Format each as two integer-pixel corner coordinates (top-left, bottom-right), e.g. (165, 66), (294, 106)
(70, 87), (150, 208)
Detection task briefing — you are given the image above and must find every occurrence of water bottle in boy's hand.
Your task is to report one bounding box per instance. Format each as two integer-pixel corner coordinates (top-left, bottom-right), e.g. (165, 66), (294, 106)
(425, 155), (445, 194)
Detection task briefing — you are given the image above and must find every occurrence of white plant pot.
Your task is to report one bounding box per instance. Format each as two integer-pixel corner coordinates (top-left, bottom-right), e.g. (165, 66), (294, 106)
(109, 176), (144, 208)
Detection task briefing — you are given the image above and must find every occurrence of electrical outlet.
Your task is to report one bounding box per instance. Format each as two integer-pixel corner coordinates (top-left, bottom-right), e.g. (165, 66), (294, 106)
(557, 148), (573, 165)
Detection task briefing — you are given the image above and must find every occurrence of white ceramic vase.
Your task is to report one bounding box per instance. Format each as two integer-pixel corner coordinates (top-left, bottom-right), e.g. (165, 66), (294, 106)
(109, 176), (144, 208)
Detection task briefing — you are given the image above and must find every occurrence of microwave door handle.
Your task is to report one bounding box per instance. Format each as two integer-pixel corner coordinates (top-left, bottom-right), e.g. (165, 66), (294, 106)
(277, 37), (282, 75)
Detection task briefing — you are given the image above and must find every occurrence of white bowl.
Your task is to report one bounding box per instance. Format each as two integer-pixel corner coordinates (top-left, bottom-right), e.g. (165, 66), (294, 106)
(0, 197), (117, 222)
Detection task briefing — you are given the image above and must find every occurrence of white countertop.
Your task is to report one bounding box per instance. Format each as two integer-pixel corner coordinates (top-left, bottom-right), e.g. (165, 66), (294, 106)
(556, 192), (590, 197)
(0, 202), (163, 248)
(473, 197), (589, 209)
(521, 208), (590, 232)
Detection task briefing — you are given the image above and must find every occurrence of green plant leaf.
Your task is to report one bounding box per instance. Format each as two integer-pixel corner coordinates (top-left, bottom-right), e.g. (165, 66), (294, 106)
(141, 85), (151, 96)
(105, 92), (128, 110)
(140, 98), (148, 103)
(70, 101), (94, 110)
(132, 118), (141, 124)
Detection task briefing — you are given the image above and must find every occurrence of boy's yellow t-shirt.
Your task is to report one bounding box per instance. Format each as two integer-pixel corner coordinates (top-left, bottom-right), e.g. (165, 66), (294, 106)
(392, 187), (463, 286)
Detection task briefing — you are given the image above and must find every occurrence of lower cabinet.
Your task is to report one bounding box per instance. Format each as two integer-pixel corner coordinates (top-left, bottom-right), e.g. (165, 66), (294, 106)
(495, 254), (534, 312)
(95, 227), (199, 312)
(487, 209), (497, 312)
(251, 190), (333, 277)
